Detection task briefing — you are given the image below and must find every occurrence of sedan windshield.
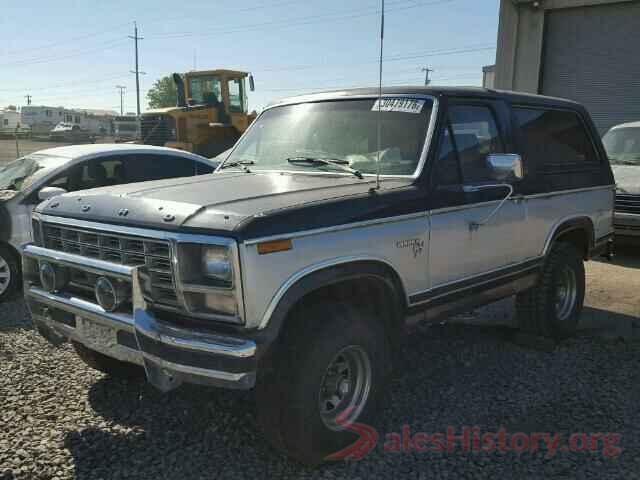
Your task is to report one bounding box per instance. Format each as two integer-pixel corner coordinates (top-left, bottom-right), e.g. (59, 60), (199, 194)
(602, 127), (640, 165)
(224, 98), (434, 176)
(0, 154), (69, 192)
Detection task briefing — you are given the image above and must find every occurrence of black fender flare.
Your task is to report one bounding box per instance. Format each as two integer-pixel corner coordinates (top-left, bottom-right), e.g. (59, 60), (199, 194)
(257, 260), (408, 351)
(543, 216), (595, 259)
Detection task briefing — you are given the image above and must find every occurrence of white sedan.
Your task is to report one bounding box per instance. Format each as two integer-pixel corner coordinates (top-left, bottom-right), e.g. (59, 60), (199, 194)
(0, 144), (218, 301)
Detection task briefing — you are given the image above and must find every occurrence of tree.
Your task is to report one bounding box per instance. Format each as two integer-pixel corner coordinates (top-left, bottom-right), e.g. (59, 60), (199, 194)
(146, 76), (179, 109)
(6, 105), (16, 111)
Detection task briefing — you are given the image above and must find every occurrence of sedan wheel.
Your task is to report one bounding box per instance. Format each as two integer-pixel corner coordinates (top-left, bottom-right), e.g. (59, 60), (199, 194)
(0, 246), (20, 301)
(0, 254), (11, 296)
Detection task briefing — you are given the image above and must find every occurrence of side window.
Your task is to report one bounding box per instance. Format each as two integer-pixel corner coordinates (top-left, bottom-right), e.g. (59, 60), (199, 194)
(433, 125), (462, 186)
(228, 79), (243, 113)
(76, 157), (125, 190)
(196, 162), (215, 175)
(514, 108), (597, 166)
(48, 176), (70, 190)
(433, 104), (505, 186)
(126, 155), (196, 183)
(449, 105), (504, 184)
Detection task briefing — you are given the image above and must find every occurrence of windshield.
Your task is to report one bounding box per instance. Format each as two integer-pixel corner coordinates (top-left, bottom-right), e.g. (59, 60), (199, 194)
(188, 76), (222, 105)
(603, 127), (640, 165)
(0, 154), (68, 192)
(225, 98), (433, 176)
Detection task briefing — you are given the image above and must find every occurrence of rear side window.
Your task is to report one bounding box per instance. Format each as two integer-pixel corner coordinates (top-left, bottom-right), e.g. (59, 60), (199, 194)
(514, 108), (598, 166)
(126, 154), (197, 183)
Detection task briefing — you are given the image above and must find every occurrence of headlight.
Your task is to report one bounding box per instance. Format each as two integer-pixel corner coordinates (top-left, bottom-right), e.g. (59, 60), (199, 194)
(175, 242), (243, 324)
(178, 244), (233, 288)
(202, 246), (232, 284)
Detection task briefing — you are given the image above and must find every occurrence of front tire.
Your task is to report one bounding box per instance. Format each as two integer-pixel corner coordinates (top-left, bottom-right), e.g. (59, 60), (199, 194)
(516, 242), (585, 339)
(256, 302), (391, 465)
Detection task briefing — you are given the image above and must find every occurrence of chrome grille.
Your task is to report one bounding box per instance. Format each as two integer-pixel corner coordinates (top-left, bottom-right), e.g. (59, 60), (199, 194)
(42, 223), (178, 309)
(615, 194), (640, 214)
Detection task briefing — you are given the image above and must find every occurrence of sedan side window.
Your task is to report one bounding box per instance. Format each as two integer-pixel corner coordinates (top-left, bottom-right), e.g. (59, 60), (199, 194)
(126, 154), (197, 183)
(77, 158), (125, 190)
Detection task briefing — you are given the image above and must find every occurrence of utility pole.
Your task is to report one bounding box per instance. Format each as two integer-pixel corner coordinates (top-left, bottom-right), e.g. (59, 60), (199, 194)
(129, 22), (144, 117)
(116, 86), (126, 116)
(24, 95), (32, 105)
(422, 67), (433, 86)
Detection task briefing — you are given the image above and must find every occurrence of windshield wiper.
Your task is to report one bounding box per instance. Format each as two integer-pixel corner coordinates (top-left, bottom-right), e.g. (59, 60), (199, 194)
(286, 156), (363, 179)
(219, 160), (255, 173)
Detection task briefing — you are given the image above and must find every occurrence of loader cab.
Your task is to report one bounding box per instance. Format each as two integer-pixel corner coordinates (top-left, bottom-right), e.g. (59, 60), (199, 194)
(184, 70), (250, 115)
(158, 69), (256, 157)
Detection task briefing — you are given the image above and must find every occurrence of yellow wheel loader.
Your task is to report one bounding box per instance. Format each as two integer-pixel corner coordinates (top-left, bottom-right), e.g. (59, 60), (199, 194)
(140, 69), (257, 157)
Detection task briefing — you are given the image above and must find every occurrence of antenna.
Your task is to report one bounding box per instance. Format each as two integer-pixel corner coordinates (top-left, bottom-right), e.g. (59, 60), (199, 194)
(375, 0), (385, 191)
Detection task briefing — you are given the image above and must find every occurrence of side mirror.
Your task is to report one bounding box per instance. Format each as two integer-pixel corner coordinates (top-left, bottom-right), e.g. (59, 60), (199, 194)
(249, 74), (255, 92)
(38, 187), (67, 202)
(487, 153), (524, 181)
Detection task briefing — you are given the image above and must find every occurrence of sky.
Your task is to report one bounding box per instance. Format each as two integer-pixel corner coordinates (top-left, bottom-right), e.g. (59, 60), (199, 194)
(0, 0), (500, 114)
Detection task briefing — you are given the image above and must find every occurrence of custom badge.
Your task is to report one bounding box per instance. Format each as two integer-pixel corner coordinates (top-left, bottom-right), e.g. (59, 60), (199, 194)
(396, 238), (425, 258)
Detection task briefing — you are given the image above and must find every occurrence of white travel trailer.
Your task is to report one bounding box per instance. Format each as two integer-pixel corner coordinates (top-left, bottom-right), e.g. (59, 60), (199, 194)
(20, 106), (114, 136)
(0, 109), (21, 130)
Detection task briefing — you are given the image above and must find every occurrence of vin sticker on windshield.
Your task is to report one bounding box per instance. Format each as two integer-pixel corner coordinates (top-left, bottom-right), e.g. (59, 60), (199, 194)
(371, 98), (425, 114)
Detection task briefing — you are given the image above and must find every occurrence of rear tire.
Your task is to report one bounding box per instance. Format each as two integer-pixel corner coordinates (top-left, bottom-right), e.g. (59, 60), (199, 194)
(72, 342), (144, 379)
(0, 245), (21, 302)
(516, 242), (585, 339)
(256, 301), (391, 465)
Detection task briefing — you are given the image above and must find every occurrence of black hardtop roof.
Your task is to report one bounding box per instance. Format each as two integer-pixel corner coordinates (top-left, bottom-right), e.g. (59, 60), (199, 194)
(270, 85), (582, 110)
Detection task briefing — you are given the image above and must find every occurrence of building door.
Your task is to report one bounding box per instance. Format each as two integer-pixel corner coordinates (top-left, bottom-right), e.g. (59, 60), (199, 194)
(541, 2), (640, 134)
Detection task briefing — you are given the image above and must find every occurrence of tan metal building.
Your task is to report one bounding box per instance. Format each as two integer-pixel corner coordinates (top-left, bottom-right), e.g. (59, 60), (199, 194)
(494, 0), (640, 133)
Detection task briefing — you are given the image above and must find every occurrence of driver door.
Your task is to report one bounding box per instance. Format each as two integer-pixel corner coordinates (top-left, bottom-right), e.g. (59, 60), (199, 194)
(428, 100), (527, 291)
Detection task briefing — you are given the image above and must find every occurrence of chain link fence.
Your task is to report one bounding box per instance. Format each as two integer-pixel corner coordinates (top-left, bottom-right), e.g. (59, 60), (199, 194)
(0, 134), (115, 166)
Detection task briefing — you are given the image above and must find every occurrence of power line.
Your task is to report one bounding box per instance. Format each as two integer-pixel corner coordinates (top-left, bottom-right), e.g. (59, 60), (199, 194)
(1, 22), (131, 57)
(0, 39), (129, 69)
(147, 0), (454, 40)
(253, 45), (495, 73)
(0, 74), (131, 93)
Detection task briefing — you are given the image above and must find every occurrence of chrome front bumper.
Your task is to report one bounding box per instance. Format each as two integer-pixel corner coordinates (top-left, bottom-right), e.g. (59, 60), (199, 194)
(23, 246), (257, 392)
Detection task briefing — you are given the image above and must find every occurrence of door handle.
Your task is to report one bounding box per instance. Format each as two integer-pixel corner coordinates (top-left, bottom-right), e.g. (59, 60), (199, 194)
(463, 183), (514, 231)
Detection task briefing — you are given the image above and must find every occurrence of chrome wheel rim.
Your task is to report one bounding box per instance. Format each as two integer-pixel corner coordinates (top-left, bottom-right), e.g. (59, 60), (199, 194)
(555, 265), (577, 321)
(0, 255), (10, 296)
(318, 345), (372, 430)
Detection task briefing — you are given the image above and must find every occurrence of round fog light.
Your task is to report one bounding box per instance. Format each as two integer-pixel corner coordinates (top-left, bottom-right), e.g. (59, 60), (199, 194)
(39, 262), (68, 293)
(95, 277), (127, 312)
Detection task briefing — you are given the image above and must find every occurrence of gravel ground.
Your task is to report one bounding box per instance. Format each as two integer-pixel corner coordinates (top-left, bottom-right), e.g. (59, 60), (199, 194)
(1, 257), (639, 479)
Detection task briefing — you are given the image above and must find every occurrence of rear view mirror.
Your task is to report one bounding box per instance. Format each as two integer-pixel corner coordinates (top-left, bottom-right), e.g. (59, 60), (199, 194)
(249, 74), (255, 92)
(38, 187), (67, 202)
(487, 154), (524, 181)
